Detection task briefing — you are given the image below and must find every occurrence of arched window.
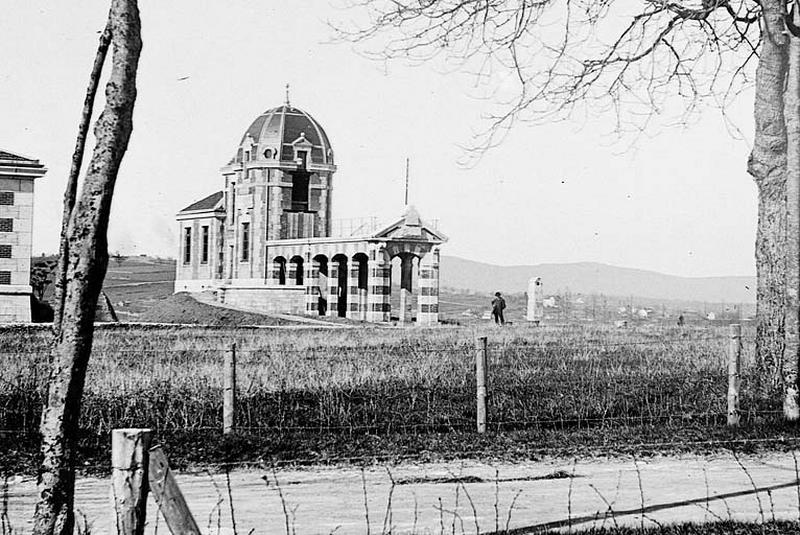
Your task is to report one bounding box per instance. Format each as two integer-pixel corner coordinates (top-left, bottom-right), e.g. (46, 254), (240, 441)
(290, 256), (304, 286)
(273, 257), (287, 285)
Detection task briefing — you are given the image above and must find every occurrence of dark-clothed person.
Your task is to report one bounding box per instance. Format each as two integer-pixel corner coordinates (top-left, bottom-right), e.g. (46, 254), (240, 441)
(491, 292), (506, 325)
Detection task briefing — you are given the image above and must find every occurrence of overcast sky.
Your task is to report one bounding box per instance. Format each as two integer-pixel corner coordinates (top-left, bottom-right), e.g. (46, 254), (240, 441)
(0, 1), (758, 278)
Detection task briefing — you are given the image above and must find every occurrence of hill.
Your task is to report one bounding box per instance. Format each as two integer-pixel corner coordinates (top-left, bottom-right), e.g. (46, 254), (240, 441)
(439, 256), (756, 304)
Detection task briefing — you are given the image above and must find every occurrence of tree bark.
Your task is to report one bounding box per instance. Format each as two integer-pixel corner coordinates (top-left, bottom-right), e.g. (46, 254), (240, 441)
(32, 2), (142, 534)
(52, 23), (112, 336)
(785, 27), (800, 420)
(748, 0), (789, 400)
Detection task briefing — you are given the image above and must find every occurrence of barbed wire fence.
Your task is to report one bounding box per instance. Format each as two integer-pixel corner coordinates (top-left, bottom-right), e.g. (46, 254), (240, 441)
(1, 324), (790, 469)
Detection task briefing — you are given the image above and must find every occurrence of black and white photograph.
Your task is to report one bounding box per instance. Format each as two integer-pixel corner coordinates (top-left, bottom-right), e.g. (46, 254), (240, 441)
(2, 0), (799, 533)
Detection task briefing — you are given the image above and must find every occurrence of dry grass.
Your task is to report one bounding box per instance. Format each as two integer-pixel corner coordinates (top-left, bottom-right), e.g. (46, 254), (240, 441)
(0, 322), (761, 439)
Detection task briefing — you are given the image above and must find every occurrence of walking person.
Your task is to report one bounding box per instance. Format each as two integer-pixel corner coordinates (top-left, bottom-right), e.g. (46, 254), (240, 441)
(491, 291), (506, 325)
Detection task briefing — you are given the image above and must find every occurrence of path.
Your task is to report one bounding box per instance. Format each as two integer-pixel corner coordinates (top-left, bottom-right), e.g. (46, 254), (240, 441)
(6, 453), (800, 533)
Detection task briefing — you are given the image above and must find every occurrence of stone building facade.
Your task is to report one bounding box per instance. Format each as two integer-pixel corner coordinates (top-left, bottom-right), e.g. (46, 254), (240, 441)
(175, 100), (446, 324)
(0, 150), (46, 322)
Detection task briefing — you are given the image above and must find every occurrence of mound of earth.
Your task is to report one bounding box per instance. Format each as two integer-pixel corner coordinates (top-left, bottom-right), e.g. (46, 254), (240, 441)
(136, 292), (298, 326)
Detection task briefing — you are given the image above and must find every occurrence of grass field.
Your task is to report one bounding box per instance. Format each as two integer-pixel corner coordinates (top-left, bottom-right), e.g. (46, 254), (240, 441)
(2, 321), (795, 475)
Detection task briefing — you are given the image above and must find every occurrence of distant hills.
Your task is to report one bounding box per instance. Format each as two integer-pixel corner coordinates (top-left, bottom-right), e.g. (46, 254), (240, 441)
(439, 256), (756, 304)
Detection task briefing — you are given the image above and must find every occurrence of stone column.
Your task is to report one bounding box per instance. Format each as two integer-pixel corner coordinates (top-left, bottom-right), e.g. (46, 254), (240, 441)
(417, 249), (440, 326)
(304, 257), (319, 316)
(327, 262), (339, 317)
(367, 250), (390, 323)
(346, 260), (361, 320)
(398, 255), (414, 323)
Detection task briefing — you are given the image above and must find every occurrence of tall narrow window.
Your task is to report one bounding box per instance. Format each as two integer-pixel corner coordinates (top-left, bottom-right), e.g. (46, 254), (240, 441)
(241, 222), (250, 262)
(0, 192), (13, 205)
(0, 271), (10, 285)
(291, 172), (309, 211)
(183, 227), (192, 264)
(297, 150), (308, 168)
(201, 226), (209, 264)
(0, 219), (12, 232)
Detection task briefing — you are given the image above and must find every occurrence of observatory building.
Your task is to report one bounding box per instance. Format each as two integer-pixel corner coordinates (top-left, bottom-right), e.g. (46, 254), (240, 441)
(0, 149), (46, 323)
(175, 98), (446, 324)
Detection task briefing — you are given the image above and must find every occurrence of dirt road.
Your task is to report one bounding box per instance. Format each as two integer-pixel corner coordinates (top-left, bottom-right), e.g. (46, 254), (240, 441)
(6, 453), (800, 534)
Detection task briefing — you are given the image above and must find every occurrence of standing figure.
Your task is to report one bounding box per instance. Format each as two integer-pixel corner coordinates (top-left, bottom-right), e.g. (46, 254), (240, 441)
(491, 292), (506, 325)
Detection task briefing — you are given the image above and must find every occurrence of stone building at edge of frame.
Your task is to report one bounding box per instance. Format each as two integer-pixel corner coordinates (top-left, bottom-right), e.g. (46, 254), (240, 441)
(0, 149), (46, 323)
(174, 98), (447, 325)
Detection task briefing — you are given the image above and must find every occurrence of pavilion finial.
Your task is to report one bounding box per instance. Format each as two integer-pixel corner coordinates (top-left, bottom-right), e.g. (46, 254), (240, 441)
(285, 83), (291, 106)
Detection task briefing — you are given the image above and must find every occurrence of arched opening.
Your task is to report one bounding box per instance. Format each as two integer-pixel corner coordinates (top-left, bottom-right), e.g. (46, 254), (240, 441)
(391, 253), (418, 322)
(289, 256), (304, 286)
(314, 254), (329, 316)
(332, 253), (348, 318)
(353, 252), (369, 322)
(273, 256), (287, 286)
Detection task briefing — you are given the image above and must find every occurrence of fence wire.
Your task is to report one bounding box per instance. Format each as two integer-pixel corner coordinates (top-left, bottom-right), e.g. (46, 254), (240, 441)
(0, 328), (773, 443)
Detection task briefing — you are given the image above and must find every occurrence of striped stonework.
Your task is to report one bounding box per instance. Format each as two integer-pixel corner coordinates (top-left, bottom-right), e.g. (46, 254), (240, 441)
(346, 263), (361, 321)
(367, 258), (391, 322)
(267, 258), (283, 286)
(327, 262), (340, 317)
(417, 249), (440, 326)
(304, 259), (320, 316)
(287, 261), (299, 286)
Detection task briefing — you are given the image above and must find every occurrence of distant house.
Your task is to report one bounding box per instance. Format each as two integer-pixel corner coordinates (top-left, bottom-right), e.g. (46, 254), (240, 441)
(0, 150), (46, 323)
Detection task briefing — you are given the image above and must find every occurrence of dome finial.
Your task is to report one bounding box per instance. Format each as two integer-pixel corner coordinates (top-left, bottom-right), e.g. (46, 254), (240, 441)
(285, 83), (291, 107)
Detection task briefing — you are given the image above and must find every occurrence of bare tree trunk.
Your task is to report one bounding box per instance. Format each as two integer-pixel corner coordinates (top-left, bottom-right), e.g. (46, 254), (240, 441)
(52, 23), (112, 335)
(32, 2), (142, 534)
(748, 0), (789, 400)
(785, 31), (800, 420)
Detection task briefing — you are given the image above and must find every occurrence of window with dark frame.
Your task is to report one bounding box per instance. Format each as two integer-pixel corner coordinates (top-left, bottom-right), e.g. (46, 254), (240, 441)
(0, 192), (13, 205)
(0, 271), (10, 285)
(241, 222), (250, 262)
(201, 226), (209, 263)
(0, 219), (12, 232)
(183, 227), (192, 264)
(0, 245), (10, 259)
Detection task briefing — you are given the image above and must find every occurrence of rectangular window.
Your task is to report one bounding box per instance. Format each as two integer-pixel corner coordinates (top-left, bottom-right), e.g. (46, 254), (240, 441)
(0, 245), (10, 258)
(0, 271), (10, 285)
(241, 222), (250, 262)
(201, 226), (209, 263)
(291, 172), (309, 211)
(0, 219), (12, 232)
(0, 192), (13, 205)
(183, 227), (192, 264)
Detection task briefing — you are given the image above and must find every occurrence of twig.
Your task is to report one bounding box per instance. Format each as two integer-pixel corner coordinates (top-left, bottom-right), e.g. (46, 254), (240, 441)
(632, 456), (646, 530)
(362, 466), (372, 535)
(225, 467), (238, 535)
(381, 467), (396, 535)
(458, 481), (482, 535)
(588, 483), (620, 530)
(567, 459), (577, 533)
(204, 469), (224, 535)
(732, 451), (766, 523)
(270, 465), (292, 535)
(504, 489), (523, 532)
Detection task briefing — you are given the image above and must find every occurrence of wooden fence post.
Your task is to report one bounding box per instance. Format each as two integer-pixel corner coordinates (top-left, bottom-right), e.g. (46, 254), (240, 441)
(111, 428), (152, 535)
(728, 324), (742, 426)
(476, 336), (488, 433)
(224, 342), (237, 435)
(149, 445), (202, 534)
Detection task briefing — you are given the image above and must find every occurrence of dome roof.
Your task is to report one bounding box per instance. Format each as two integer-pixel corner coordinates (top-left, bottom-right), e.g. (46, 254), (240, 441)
(239, 104), (333, 166)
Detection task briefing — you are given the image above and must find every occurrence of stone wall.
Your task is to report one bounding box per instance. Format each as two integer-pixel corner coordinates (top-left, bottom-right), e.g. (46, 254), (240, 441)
(219, 286), (305, 315)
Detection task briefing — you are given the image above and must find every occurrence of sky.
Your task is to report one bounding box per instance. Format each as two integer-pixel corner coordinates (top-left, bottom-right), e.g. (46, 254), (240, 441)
(0, 1), (758, 278)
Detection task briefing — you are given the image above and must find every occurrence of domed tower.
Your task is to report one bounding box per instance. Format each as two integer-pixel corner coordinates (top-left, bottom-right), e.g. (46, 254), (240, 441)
(219, 99), (336, 280)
